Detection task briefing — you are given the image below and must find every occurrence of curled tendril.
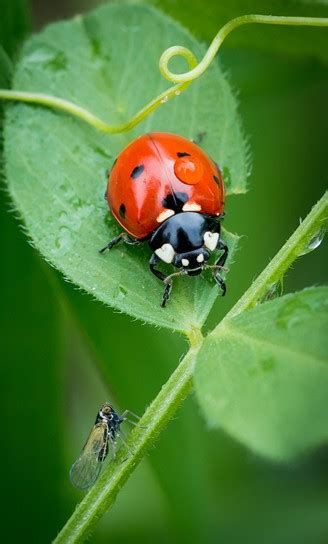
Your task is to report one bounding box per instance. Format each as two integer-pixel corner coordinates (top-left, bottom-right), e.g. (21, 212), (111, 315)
(0, 14), (327, 134)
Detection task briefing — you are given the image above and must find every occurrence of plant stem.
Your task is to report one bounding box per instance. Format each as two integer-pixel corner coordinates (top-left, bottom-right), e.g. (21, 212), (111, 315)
(1, 15), (327, 135)
(225, 191), (328, 320)
(54, 331), (203, 544)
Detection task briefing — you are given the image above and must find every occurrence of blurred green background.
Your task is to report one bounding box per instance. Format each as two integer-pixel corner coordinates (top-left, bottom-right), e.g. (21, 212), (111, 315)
(1, 1), (327, 542)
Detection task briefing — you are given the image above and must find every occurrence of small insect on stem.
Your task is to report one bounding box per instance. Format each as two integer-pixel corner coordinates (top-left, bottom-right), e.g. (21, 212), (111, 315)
(69, 403), (140, 490)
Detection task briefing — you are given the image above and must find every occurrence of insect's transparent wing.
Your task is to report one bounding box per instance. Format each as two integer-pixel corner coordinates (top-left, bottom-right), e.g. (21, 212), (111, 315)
(70, 422), (107, 490)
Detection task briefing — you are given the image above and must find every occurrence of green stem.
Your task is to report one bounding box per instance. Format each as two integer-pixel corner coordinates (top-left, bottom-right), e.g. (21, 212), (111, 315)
(1, 15), (327, 134)
(54, 192), (327, 543)
(225, 191), (328, 320)
(54, 330), (203, 544)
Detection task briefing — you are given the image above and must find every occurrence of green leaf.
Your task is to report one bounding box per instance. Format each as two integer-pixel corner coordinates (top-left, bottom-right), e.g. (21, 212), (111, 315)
(4, 3), (246, 333)
(194, 287), (328, 461)
(151, 0), (328, 63)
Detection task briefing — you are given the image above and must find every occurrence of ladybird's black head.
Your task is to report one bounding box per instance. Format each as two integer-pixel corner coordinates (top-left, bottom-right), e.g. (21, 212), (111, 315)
(149, 212), (221, 273)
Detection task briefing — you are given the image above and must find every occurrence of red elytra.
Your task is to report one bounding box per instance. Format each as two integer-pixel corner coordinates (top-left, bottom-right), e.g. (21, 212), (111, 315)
(106, 132), (224, 239)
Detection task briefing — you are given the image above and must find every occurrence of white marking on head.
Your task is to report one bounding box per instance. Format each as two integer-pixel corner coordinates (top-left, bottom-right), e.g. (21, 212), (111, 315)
(197, 253), (204, 263)
(155, 243), (175, 264)
(181, 258), (189, 267)
(204, 231), (219, 251)
(156, 209), (175, 223)
(182, 202), (201, 212)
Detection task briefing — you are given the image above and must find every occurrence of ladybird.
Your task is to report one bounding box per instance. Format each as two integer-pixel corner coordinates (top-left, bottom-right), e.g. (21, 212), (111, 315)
(100, 132), (228, 307)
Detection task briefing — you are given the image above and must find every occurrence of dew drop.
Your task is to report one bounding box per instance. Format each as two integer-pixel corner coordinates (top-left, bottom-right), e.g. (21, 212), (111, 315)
(160, 95), (169, 104)
(259, 278), (283, 303)
(276, 298), (312, 330)
(25, 46), (68, 72)
(299, 226), (326, 256)
(175, 90), (181, 96)
(55, 226), (72, 253)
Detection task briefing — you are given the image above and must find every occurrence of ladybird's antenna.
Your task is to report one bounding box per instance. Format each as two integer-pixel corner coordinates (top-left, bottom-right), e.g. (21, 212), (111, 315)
(0, 15), (327, 134)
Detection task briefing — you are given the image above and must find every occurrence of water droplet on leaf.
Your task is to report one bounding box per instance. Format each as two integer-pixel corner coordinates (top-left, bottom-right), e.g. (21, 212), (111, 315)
(24, 45), (68, 72)
(55, 226), (72, 253)
(276, 298), (312, 330)
(259, 279), (283, 303)
(299, 226), (326, 256)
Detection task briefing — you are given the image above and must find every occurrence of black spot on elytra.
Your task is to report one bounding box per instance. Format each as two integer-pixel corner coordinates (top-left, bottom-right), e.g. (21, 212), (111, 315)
(162, 192), (188, 212)
(119, 203), (126, 218)
(131, 164), (144, 179)
(177, 152), (191, 158)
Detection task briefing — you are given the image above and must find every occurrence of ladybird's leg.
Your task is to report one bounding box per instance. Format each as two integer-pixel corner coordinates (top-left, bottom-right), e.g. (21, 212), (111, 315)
(149, 253), (167, 281)
(124, 235), (143, 246)
(161, 271), (187, 308)
(149, 253), (173, 307)
(99, 232), (126, 253)
(215, 239), (228, 268)
(148, 253), (168, 304)
(212, 239), (229, 296)
(213, 272), (226, 296)
(149, 255), (187, 307)
(99, 233), (140, 254)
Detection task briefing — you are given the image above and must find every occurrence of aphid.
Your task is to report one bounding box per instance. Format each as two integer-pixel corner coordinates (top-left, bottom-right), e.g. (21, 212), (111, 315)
(100, 132), (228, 307)
(70, 403), (139, 490)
